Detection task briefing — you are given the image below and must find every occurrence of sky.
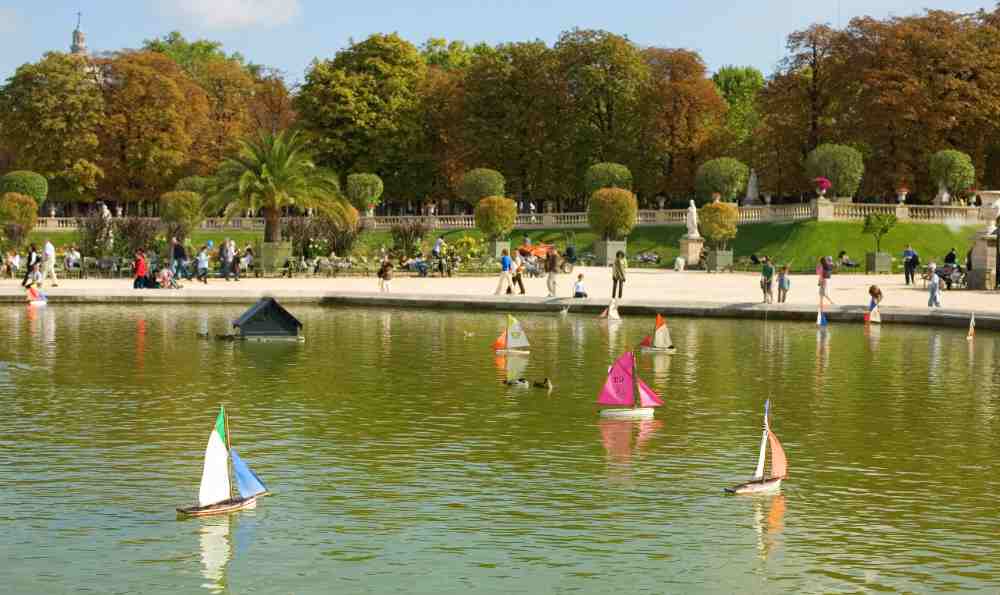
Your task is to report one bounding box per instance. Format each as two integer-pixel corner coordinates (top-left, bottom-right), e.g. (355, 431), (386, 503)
(0, 0), (993, 82)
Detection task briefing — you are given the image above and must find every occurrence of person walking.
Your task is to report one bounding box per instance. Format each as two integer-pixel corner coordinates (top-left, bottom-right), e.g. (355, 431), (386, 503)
(545, 248), (559, 297)
(777, 264), (791, 303)
(495, 249), (513, 295)
(928, 268), (942, 308)
(40, 238), (58, 288)
(818, 256), (835, 306)
(21, 243), (40, 288)
(611, 250), (626, 299)
(196, 246), (210, 284)
(170, 237), (189, 280)
(220, 237), (234, 281)
(507, 251), (526, 295)
(760, 256), (774, 303)
(902, 244), (918, 286)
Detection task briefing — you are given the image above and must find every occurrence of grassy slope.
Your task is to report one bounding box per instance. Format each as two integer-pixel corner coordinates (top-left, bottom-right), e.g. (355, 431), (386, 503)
(29, 221), (979, 273)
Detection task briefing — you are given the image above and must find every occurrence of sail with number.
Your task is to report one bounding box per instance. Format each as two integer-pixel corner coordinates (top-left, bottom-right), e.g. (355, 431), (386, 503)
(198, 407), (231, 507)
(597, 352), (635, 406)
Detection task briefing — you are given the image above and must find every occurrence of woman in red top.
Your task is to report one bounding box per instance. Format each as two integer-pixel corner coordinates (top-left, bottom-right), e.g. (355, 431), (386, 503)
(134, 250), (148, 289)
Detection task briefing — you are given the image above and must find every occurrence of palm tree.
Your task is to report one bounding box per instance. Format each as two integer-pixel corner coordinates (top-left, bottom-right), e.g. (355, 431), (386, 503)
(209, 129), (344, 243)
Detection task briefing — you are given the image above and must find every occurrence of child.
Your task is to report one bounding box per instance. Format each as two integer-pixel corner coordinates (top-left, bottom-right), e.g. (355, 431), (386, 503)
(928, 269), (942, 308)
(573, 273), (588, 298)
(777, 265), (791, 303)
(868, 285), (883, 311)
(378, 260), (393, 292)
(196, 246), (210, 284)
(760, 256), (774, 304)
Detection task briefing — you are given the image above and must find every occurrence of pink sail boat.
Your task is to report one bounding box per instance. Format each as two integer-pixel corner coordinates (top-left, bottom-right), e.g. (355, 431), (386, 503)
(597, 351), (663, 419)
(726, 400), (787, 495)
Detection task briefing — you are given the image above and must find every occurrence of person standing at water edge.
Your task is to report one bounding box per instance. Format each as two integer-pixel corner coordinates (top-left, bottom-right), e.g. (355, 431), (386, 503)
(507, 251), (526, 295)
(133, 249), (148, 289)
(220, 238), (234, 281)
(170, 237), (188, 280)
(41, 239), (58, 287)
(196, 246), (210, 284)
(817, 256), (834, 306)
(495, 249), (513, 295)
(378, 260), (393, 292)
(760, 256), (774, 303)
(21, 243), (39, 288)
(928, 268), (942, 308)
(545, 248), (559, 297)
(612, 251), (626, 299)
(777, 264), (791, 303)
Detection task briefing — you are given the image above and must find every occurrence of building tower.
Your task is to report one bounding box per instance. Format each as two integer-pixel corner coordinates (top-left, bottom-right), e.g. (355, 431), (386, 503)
(70, 12), (88, 56)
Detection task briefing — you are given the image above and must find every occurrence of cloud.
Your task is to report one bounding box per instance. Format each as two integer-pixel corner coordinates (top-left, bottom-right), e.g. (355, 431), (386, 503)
(0, 7), (20, 34)
(161, 0), (301, 29)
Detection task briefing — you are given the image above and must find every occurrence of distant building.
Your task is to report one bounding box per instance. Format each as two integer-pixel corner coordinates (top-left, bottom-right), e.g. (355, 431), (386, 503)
(70, 13), (87, 57)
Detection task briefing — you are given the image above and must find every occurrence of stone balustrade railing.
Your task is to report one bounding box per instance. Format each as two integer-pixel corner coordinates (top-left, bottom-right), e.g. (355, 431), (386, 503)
(32, 201), (996, 232)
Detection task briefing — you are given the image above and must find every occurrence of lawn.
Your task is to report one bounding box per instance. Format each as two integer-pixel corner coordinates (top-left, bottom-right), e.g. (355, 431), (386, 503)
(27, 221), (980, 273)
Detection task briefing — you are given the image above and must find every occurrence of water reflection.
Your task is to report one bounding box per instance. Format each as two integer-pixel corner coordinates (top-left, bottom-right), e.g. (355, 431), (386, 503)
(599, 419), (663, 465)
(198, 516), (232, 594)
(753, 494), (786, 561)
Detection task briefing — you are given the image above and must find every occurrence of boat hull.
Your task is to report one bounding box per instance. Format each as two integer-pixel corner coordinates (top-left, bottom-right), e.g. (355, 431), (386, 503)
(177, 495), (261, 517)
(725, 478), (782, 495)
(599, 407), (655, 420)
(640, 346), (675, 354)
(495, 349), (530, 355)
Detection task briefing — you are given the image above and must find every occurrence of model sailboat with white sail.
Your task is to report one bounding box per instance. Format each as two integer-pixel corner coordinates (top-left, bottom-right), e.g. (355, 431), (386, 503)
(639, 314), (675, 353)
(597, 352), (663, 420)
(178, 406), (268, 517)
(726, 400), (787, 495)
(492, 314), (530, 354)
(599, 299), (621, 322)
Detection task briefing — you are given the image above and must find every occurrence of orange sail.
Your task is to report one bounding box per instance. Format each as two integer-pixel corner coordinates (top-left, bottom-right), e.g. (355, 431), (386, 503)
(655, 314), (666, 329)
(492, 330), (507, 350)
(768, 431), (788, 479)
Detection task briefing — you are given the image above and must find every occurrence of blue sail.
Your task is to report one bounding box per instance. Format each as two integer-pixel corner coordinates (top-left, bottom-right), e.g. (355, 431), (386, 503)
(230, 449), (267, 499)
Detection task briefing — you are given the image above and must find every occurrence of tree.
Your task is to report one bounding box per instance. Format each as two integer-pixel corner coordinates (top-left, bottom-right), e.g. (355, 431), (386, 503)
(194, 59), (255, 171)
(588, 188), (638, 240)
(175, 175), (211, 194)
(863, 212), (897, 253)
(805, 144), (865, 198)
(160, 191), (204, 241)
(95, 51), (210, 208)
(583, 162), (632, 196)
(695, 158), (749, 202)
(249, 68), (297, 134)
(345, 173), (385, 211)
(712, 65), (764, 147)
(0, 192), (38, 248)
(929, 149), (975, 196)
(208, 129), (345, 243)
(0, 52), (104, 201)
(0, 171), (48, 204)
(699, 201), (738, 249)
(474, 196), (517, 240)
(458, 169), (505, 205)
(143, 31), (249, 78)
(296, 34), (426, 202)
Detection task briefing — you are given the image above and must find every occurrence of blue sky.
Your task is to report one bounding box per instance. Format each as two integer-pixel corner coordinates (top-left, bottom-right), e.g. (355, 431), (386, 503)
(0, 1), (992, 82)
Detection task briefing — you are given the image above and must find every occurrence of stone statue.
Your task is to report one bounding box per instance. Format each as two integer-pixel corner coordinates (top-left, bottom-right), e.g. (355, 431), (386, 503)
(987, 199), (1000, 235)
(685, 200), (700, 239)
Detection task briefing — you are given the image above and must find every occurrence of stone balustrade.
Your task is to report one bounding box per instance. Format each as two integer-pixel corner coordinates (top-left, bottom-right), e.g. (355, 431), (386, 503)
(33, 201), (993, 232)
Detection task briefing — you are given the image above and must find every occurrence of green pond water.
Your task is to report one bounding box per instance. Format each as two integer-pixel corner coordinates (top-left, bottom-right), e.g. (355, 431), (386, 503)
(0, 305), (998, 594)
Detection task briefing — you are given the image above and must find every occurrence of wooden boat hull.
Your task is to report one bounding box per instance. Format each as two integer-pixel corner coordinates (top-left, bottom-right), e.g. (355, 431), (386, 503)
(496, 349), (530, 355)
(725, 477), (782, 495)
(177, 495), (260, 517)
(27, 301), (47, 307)
(599, 407), (655, 420)
(640, 346), (675, 354)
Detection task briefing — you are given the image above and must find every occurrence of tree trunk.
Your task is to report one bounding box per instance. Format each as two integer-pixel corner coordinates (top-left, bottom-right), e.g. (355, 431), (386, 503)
(264, 207), (281, 243)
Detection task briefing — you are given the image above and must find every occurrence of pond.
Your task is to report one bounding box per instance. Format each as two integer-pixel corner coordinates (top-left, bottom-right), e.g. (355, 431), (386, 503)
(0, 305), (998, 593)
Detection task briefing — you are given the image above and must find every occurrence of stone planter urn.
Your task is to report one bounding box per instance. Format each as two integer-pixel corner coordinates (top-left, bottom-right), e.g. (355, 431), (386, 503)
(595, 240), (627, 266)
(763, 193), (772, 206)
(706, 249), (733, 272)
(897, 190), (908, 204)
(866, 252), (892, 274)
(258, 241), (293, 274)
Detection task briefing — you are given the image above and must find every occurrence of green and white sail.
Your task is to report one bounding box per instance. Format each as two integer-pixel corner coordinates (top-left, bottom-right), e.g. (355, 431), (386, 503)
(198, 407), (231, 507)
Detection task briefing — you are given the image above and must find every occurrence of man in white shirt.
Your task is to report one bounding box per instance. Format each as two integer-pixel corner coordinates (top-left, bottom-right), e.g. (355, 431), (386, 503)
(41, 239), (58, 287)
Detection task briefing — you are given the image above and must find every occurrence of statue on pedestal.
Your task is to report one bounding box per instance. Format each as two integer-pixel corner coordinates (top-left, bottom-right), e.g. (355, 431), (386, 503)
(685, 200), (700, 239)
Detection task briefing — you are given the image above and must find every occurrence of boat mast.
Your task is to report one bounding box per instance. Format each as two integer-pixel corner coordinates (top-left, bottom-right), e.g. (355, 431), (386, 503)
(632, 352), (640, 409)
(225, 407), (234, 500)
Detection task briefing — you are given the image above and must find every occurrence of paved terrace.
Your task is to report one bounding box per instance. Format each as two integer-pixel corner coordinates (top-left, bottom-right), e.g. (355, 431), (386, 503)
(1, 268), (995, 330)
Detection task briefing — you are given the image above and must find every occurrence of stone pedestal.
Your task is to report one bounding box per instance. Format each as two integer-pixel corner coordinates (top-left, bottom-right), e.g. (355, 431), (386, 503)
(968, 232), (997, 290)
(595, 240), (627, 266)
(679, 237), (704, 268)
(813, 198), (835, 221)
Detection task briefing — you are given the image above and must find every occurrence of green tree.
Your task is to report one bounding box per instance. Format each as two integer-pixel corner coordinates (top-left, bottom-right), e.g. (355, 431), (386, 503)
(143, 31), (250, 78)
(0, 52), (104, 201)
(929, 149), (975, 196)
(588, 188), (638, 240)
(699, 201), (738, 249)
(0, 171), (48, 204)
(208, 130), (345, 243)
(296, 34), (426, 202)
(474, 196), (517, 240)
(458, 168), (505, 206)
(712, 65), (764, 147)
(160, 191), (204, 241)
(862, 212), (897, 253)
(175, 175), (211, 194)
(0, 192), (38, 248)
(805, 143), (865, 198)
(583, 162), (632, 196)
(345, 173), (385, 211)
(695, 158), (749, 202)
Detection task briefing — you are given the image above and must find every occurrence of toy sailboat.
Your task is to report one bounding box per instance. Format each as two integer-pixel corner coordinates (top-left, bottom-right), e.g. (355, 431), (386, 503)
(178, 406), (268, 517)
(597, 352), (663, 419)
(25, 287), (47, 306)
(967, 313), (976, 341)
(599, 299), (621, 322)
(816, 309), (828, 326)
(726, 400), (787, 495)
(865, 305), (881, 324)
(492, 314), (530, 354)
(639, 314), (675, 353)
